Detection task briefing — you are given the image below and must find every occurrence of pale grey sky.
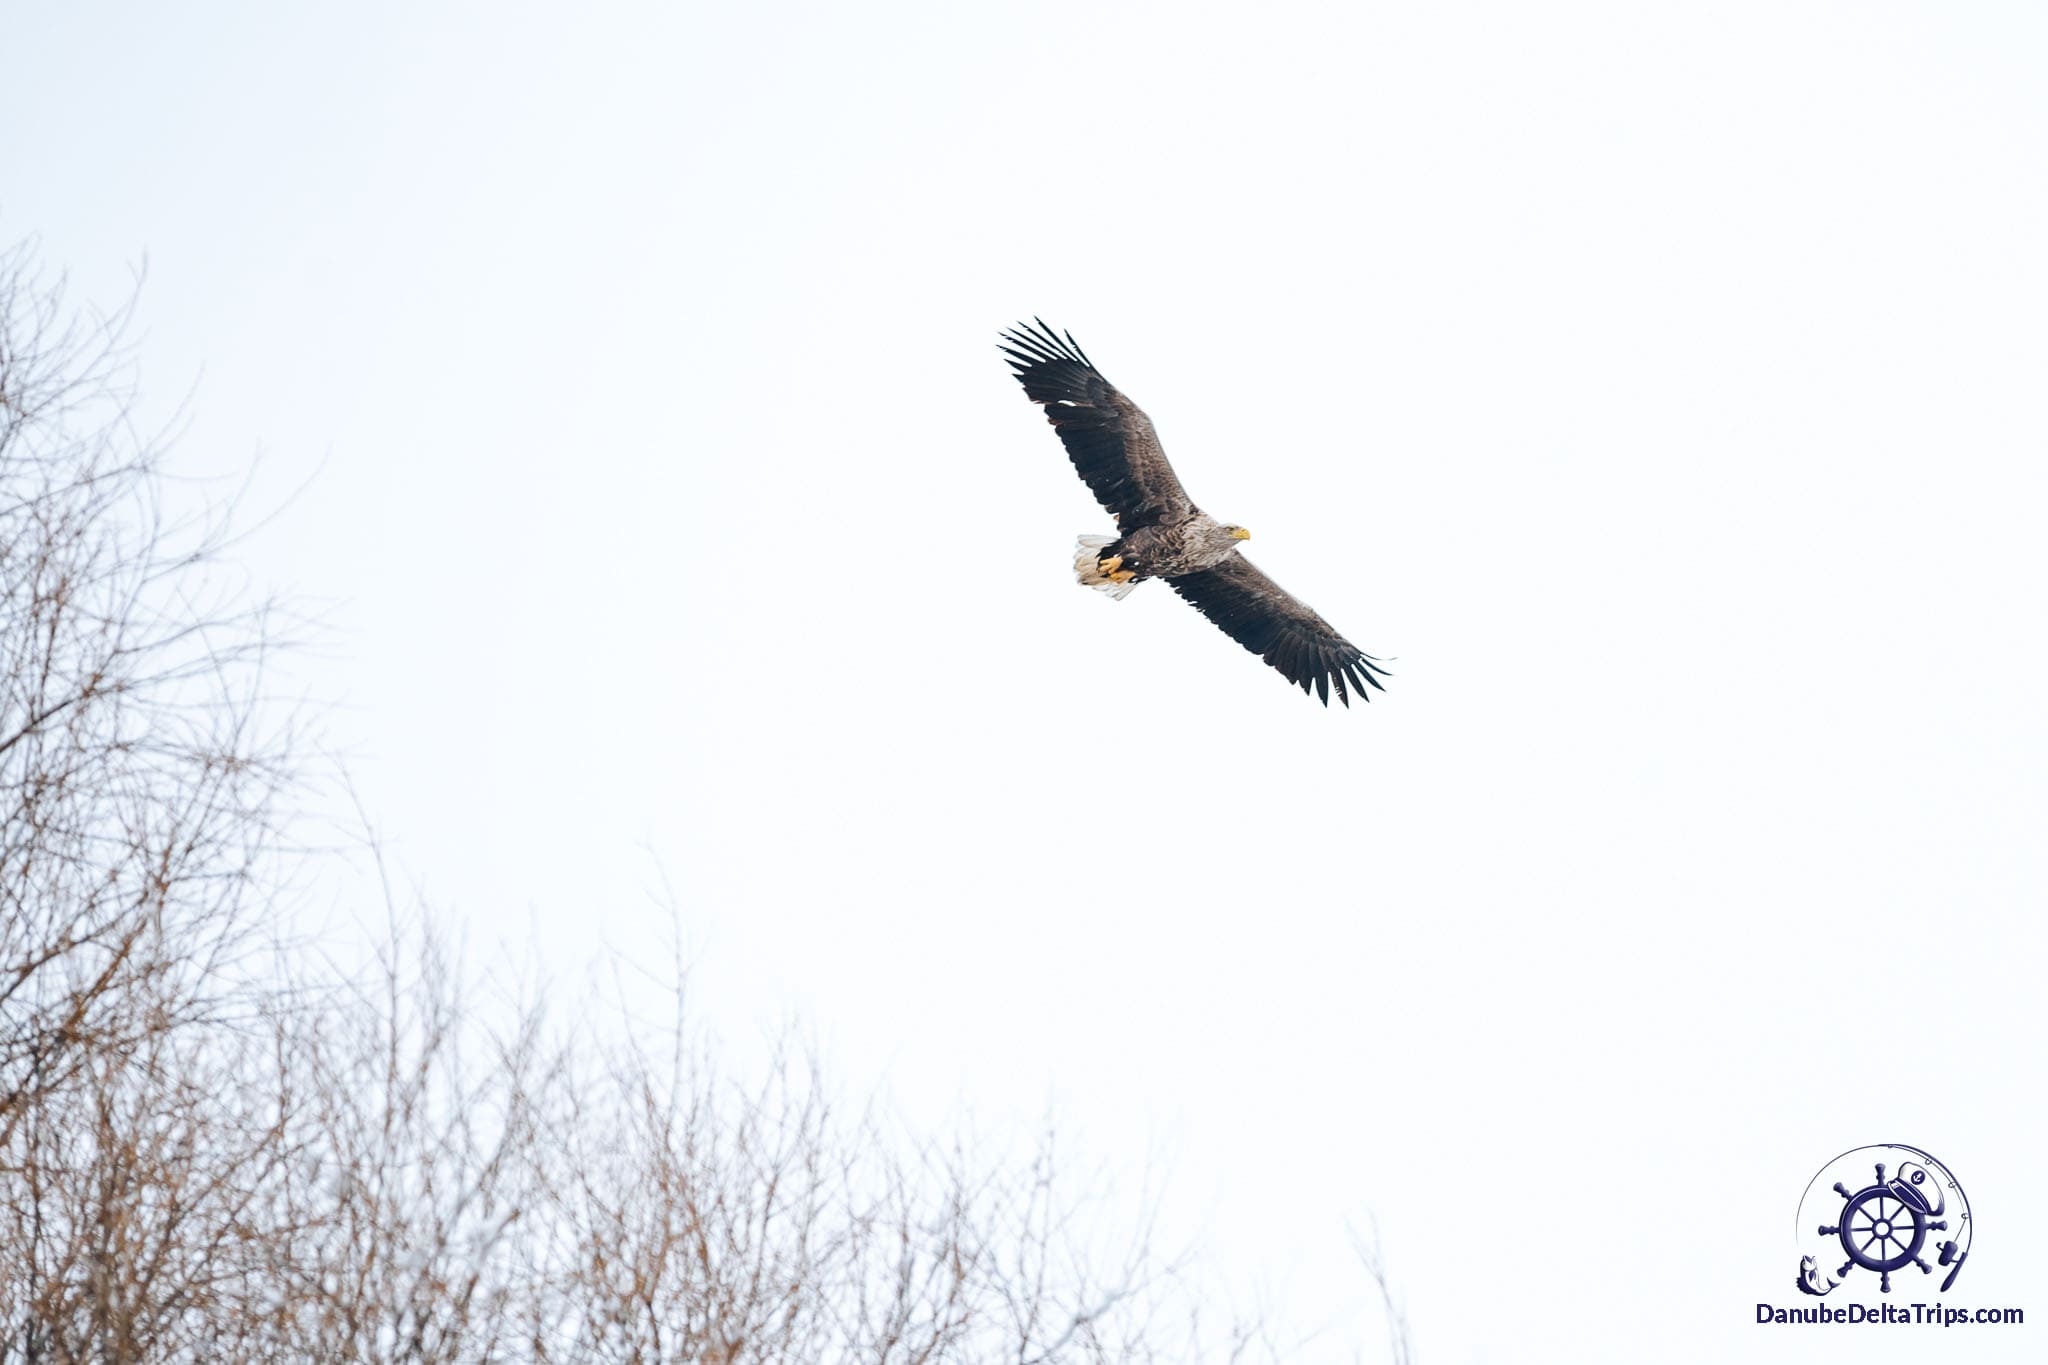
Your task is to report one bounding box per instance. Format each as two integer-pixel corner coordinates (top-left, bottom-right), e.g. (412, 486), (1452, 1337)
(6, 2), (2046, 1359)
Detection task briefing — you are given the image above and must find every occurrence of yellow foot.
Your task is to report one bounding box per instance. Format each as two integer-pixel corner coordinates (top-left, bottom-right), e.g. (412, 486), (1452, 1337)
(1107, 568), (1138, 583)
(1098, 554), (1124, 574)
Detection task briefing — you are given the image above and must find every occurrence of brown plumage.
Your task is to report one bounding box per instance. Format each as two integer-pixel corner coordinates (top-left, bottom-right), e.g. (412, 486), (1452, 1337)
(1001, 319), (1388, 707)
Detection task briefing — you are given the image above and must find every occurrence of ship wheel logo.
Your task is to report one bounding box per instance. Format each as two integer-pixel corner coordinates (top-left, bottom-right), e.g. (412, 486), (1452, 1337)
(1793, 1144), (1973, 1297)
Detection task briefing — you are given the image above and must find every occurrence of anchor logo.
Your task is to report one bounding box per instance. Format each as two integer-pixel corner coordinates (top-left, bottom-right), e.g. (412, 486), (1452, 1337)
(1794, 1145), (1972, 1297)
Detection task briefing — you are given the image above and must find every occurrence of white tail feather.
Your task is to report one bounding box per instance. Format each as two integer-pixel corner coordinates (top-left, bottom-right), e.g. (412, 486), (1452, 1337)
(1073, 534), (1137, 600)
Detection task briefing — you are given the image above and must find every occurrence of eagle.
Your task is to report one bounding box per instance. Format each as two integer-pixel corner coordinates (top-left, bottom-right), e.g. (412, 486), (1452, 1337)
(1001, 319), (1388, 706)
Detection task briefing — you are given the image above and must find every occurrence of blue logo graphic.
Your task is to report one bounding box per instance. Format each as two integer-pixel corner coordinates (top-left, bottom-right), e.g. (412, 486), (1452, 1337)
(1795, 1144), (1973, 1296)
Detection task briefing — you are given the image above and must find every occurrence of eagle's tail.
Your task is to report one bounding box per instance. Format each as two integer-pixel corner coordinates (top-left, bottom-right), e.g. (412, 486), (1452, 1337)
(1074, 535), (1139, 600)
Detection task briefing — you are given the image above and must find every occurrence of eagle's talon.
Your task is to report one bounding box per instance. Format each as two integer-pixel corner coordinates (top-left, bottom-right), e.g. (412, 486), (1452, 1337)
(1099, 555), (1123, 574)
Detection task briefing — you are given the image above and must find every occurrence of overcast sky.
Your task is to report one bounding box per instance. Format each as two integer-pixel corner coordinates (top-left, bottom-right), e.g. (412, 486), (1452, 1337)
(6, 3), (2046, 1359)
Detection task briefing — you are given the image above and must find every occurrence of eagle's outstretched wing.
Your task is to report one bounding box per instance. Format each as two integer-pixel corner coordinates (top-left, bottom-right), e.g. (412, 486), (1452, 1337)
(1000, 319), (1194, 531)
(1167, 555), (1388, 706)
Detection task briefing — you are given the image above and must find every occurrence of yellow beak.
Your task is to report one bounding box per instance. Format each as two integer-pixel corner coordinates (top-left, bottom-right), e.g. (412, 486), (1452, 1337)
(1231, 527), (1252, 541)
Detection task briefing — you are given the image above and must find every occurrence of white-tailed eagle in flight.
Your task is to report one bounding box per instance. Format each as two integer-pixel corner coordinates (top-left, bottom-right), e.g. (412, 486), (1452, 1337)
(1002, 319), (1388, 706)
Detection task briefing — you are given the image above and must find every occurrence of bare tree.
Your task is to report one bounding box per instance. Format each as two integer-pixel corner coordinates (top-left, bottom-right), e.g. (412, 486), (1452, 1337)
(0, 242), (290, 1135)
(0, 241), (298, 1361)
(1348, 1218), (1413, 1365)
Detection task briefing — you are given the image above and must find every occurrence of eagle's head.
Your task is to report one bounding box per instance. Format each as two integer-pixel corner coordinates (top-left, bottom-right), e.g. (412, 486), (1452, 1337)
(1190, 518), (1252, 565)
